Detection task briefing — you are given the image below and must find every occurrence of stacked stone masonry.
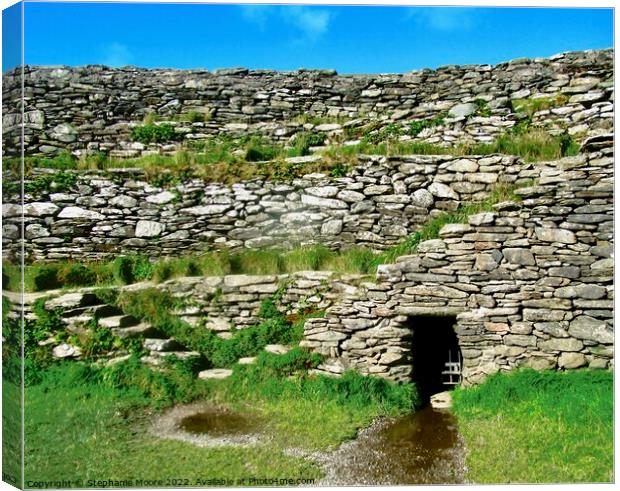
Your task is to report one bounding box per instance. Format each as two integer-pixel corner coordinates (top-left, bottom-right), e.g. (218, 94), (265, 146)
(4, 153), (532, 260)
(2, 49), (614, 384)
(2, 49), (613, 156)
(151, 270), (358, 336)
(301, 144), (613, 384)
(7, 270), (348, 364)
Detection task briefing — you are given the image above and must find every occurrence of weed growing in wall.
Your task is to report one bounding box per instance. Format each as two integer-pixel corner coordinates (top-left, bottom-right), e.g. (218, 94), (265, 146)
(6, 246), (382, 293)
(244, 136), (281, 161)
(473, 99), (492, 117)
(320, 126), (580, 163)
(511, 93), (569, 118)
(375, 181), (531, 264)
(8, 125), (580, 190)
(114, 288), (315, 369)
(408, 113), (447, 137)
(131, 123), (179, 144)
(289, 131), (327, 156)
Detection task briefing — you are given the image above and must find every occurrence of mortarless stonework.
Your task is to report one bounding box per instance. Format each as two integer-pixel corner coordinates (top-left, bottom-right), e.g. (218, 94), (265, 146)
(2, 49), (614, 383)
(5, 154), (529, 260)
(301, 144), (613, 383)
(2, 49), (613, 156)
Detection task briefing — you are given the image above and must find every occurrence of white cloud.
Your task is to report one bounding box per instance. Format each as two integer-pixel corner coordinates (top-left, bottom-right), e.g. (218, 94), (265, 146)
(405, 7), (477, 32)
(239, 5), (333, 41)
(282, 6), (332, 40)
(101, 42), (133, 67)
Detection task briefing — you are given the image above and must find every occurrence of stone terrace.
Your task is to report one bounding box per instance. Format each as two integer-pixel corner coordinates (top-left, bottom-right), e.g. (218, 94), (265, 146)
(301, 143), (613, 383)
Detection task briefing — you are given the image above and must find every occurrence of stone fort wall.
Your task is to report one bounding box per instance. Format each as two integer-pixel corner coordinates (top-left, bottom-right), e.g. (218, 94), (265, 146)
(2, 49), (613, 156)
(4, 153), (529, 261)
(2, 50), (614, 383)
(301, 145), (613, 383)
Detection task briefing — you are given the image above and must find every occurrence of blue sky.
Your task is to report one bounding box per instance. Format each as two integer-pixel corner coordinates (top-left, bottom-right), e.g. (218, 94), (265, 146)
(2, 2), (614, 73)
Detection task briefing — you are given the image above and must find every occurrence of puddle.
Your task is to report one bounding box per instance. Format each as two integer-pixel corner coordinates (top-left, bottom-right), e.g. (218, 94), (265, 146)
(152, 402), (465, 484)
(180, 409), (257, 436)
(150, 402), (264, 447)
(315, 406), (465, 485)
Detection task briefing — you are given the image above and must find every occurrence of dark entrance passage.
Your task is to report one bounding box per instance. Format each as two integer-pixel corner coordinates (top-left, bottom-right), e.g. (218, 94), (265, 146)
(409, 316), (462, 403)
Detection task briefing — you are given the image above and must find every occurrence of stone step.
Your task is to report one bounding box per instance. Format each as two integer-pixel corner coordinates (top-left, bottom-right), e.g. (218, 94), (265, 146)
(98, 314), (139, 329)
(52, 343), (82, 359)
(264, 344), (291, 355)
(45, 292), (101, 311)
(63, 314), (95, 327)
(430, 391), (453, 409)
(198, 368), (233, 380)
(112, 323), (159, 339)
(38, 336), (57, 347)
(238, 356), (257, 365)
(62, 304), (121, 319)
(143, 338), (183, 352)
(103, 354), (132, 367)
(140, 351), (201, 366)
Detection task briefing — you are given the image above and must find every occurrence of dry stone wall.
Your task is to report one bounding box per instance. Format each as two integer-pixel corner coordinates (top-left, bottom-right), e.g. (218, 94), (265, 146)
(149, 271), (359, 337)
(4, 153), (530, 261)
(2, 50), (614, 384)
(301, 144), (614, 383)
(2, 49), (613, 156)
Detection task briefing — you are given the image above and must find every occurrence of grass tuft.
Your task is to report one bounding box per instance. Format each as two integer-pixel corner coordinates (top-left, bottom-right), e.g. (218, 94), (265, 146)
(453, 369), (613, 483)
(511, 94), (569, 118)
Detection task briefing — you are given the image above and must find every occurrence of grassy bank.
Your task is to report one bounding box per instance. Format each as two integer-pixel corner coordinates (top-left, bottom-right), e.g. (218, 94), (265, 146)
(3, 127), (578, 191)
(452, 369), (613, 484)
(2, 245), (378, 293)
(24, 358), (417, 485)
(24, 362), (319, 485)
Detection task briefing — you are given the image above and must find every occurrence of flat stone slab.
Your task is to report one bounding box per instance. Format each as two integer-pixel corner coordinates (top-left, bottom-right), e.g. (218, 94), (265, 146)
(264, 344), (291, 355)
(52, 343), (82, 359)
(99, 314), (138, 329)
(143, 338), (182, 352)
(141, 351), (201, 366)
(238, 357), (257, 365)
(45, 292), (98, 310)
(430, 391), (453, 409)
(198, 368), (234, 380)
(112, 322), (158, 339)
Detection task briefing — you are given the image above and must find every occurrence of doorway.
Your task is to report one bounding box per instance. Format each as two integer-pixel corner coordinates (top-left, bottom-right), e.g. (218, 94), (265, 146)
(409, 316), (462, 403)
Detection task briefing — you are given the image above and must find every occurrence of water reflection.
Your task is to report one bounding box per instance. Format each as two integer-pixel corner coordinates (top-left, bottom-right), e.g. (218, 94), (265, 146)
(320, 406), (464, 485)
(180, 409), (260, 437)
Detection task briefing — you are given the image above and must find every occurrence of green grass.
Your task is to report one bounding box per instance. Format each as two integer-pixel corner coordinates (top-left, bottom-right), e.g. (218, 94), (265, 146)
(511, 94), (569, 118)
(24, 351), (417, 484)
(24, 363), (320, 486)
(326, 127), (579, 163)
(131, 123), (179, 144)
(2, 255), (151, 292)
(2, 380), (22, 488)
(5, 246), (379, 293)
(213, 362), (417, 449)
(407, 113), (447, 137)
(3, 126), (580, 192)
(452, 369), (613, 484)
